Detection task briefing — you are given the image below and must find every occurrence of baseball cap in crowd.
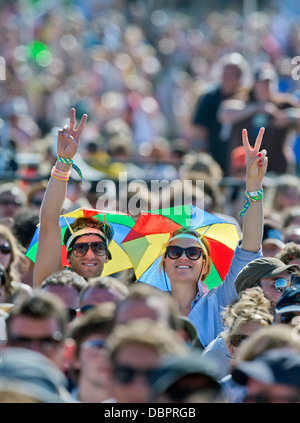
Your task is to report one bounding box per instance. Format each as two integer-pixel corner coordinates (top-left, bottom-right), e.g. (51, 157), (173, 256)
(177, 315), (199, 348)
(234, 257), (300, 294)
(275, 285), (300, 315)
(152, 352), (222, 402)
(0, 347), (75, 403)
(254, 63), (277, 81)
(232, 348), (300, 392)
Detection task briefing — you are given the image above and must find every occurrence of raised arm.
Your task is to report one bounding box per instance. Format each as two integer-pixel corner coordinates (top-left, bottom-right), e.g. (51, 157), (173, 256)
(240, 127), (267, 252)
(217, 99), (261, 125)
(33, 108), (87, 287)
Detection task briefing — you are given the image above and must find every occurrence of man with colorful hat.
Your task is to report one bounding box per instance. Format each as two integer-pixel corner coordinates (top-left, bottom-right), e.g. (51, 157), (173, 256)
(33, 109), (113, 287)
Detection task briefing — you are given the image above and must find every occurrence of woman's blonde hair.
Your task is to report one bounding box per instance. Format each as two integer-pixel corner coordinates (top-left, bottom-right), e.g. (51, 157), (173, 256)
(0, 224), (23, 298)
(222, 287), (273, 345)
(160, 227), (212, 282)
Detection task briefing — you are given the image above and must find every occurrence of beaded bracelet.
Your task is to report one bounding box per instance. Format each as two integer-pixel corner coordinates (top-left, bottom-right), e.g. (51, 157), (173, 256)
(56, 155), (83, 182)
(51, 166), (71, 181)
(52, 167), (71, 176)
(238, 189), (264, 218)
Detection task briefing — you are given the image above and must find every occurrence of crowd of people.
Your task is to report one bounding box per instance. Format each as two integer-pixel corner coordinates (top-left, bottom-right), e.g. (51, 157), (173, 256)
(1, 0), (300, 405)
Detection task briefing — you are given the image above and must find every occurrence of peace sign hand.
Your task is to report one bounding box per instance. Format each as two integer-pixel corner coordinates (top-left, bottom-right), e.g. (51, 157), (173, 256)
(57, 108), (88, 159)
(242, 127), (268, 189)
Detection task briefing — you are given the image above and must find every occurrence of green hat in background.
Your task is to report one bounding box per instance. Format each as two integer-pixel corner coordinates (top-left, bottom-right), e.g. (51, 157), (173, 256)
(234, 257), (300, 295)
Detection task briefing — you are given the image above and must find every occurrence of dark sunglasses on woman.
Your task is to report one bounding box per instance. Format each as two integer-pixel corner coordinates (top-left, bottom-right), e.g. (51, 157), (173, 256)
(66, 308), (79, 322)
(166, 245), (202, 261)
(0, 265), (7, 286)
(0, 242), (12, 255)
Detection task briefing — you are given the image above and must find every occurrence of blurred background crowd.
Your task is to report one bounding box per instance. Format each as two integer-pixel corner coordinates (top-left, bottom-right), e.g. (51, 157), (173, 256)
(1, 0), (300, 181)
(0, 0), (300, 251)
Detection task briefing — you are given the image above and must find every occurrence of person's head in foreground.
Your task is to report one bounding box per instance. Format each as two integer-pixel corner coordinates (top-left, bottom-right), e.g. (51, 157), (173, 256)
(107, 318), (188, 403)
(5, 292), (70, 371)
(0, 347), (74, 403)
(151, 352), (224, 403)
(232, 348), (300, 403)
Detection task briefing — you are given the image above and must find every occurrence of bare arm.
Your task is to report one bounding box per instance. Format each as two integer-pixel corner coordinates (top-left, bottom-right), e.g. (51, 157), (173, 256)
(273, 107), (300, 130)
(33, 108), (87, 287)
(218, 98), (300, 131)
(218, 99), (262, 125)
(240, 127), (267, 252)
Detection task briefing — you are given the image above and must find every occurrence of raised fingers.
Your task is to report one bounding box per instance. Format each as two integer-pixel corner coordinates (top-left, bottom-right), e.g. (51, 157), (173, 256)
(242, 128), (250, 151)
(253, 127), (265, 154)
(65, 108), (87, 141)
(76, 113), (88, 137)
(69, 108), (76, 131)
(242, 127), (265, 153)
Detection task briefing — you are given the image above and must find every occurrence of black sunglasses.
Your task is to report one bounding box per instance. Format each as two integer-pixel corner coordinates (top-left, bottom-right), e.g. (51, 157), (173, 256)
(30, 198), (43, 206)
(113, 365), (156, 384)
(166, 245), (202, 260)
(229, 334), (249, 348)
(280, 312), (298, 324)
(0, 269), (7, 286)
(70, 241), (107, 258)
(166, 384), (219, 402)
(0, 199), (22, 206)
(66, 308), (79, 322)
(8, 332), (63, 352)
(0, 243), (12, 255)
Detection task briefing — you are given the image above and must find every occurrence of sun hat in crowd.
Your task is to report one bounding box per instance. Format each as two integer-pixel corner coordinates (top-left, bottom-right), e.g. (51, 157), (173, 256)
(234, 257), (300, 294)
(0, 347), (75, 403)
(274, 284), (300, 314)
(152, 352), (221, 396)
(177, 315), (199, 347)
(232, 348), (300, 390)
